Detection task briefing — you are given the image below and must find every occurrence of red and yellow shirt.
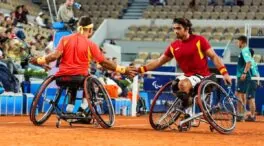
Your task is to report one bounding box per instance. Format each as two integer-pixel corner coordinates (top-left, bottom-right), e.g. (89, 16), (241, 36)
(55, 33), (104, 76)
(164, 35), (211, 77)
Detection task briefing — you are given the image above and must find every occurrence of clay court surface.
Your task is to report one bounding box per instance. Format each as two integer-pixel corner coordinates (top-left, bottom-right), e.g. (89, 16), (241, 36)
(0, 115), (263, 146)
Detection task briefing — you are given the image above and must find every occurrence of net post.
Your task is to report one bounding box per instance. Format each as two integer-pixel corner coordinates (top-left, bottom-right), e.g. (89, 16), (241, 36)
(131, 75), (138, 117)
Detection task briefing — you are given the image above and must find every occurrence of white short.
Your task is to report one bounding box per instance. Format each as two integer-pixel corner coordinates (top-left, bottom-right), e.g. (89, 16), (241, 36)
(177, 75), (204, 88)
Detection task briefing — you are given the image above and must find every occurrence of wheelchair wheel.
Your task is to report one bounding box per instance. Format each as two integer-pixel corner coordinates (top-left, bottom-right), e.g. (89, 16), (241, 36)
(30, 76), (62, 126)
(149, 81), (183, 130)
(197, 80), (236, 134)
(223, 94), (246, 118)
(84, 76), (115, 128)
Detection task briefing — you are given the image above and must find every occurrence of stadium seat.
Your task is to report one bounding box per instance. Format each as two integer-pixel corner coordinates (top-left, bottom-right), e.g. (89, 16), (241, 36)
(215, 27), (225, 33)
(167, 12), (176, 19)
(223, 6), (232, 12)
(253, 0), (262, 6)
(134, 58), (145, 65)
(240, 6), (249, 13)
(253, 54), (262, 63)
(193, 26), (202, 33)
(211, 12), (220, 19)
(251, 28), (260, 36)
(159, 12), (168, 19)
(228, 12), (237, 19)
(128, 25), (138, 31)
(150, 25), (160, 32)
(237, 12), (246, 20)
(143, 11), (150, 18)
(193, 12), (202, 19)
(259, 6), (264, 12)
(244, 0), (253, 5)
(206, 6), (214, 12)
(184, 11), (193, 19)
(138, 52), (149, 60)
(256, 12), (264, 19)
(197, 5), (206, 12)
(171, 5), (180, 11)
(150, 52), (161, 59)
(219, 12), (228, 19)
(246, 12), (256, 20)
(202, 12), (211, 19)
(232, 6), (240, 13)
(214, 6), (222, 12)
(250, 6), (259, 13)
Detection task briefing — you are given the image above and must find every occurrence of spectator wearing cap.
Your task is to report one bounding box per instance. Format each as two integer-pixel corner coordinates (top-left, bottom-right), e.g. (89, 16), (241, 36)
(36, 12), (47, 28)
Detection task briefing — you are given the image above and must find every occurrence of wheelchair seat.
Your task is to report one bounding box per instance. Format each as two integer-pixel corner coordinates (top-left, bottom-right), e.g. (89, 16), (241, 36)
(55, 75), (86, 89)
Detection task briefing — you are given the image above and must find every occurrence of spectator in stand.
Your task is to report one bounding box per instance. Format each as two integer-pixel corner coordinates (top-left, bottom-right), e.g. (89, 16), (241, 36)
(1, 16), (14, 28)
(15, 24), (26, 41)
(5, 27), (16, 39)
(0, 13), (4, 25)
(10, 11), (17, 26)
(45, 34), (54, 52)
(15, 6), (28, 24)
(224, 0), (235, 5)
(36, 12), (47, 28)
(237, 0), (244, 6)
(150, 0), (166, 6)
(57, 0), (75, 23)
(208, 0), (217, 5)
(21, 5), (29, 24)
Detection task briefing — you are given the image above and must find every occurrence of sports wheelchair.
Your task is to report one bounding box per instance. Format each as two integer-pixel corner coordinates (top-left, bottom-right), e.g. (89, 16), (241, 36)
(149, 74), (239, 134)
(29, 75), (115, 128)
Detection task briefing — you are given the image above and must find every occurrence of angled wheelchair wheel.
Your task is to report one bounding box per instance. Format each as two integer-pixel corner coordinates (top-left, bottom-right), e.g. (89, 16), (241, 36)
(197, 80), (236, 134)
(149, 81), (183, 130)
(84, 76), (115, 128)
(30, 76), (62, 126)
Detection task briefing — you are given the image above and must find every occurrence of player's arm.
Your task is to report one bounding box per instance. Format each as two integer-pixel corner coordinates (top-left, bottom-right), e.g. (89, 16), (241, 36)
(138, 55), (172, 73)
(138, 44), (173, 73)
(206, 49), (228, 74)
(44, 50), (62, 63)
(91, 43), (136, 77)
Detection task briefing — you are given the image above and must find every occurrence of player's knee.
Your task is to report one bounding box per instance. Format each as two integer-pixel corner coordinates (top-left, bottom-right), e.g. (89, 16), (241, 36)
(178, 79), (192, 93)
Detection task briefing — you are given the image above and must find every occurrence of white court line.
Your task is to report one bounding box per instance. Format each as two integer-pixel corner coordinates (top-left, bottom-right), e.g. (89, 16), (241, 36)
(115, 124), (149, 128)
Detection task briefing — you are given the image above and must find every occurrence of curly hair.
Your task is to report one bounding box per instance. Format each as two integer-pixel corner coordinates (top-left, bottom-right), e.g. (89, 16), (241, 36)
(173, 18), (193, 34)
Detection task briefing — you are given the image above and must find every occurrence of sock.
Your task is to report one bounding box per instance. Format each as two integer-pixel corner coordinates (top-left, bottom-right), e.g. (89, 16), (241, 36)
(66, 104), (74, 113)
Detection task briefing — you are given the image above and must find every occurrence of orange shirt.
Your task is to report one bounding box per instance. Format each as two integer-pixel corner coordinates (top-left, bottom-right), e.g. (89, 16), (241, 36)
(55, 33), (104, 76)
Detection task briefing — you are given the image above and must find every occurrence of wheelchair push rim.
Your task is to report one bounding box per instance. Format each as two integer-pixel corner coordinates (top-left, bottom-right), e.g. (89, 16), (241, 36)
(30, 76), (61, 126)
(149, 81), (183, 130)
(84, 76), (115, 128)
(197, 80), (236, 134)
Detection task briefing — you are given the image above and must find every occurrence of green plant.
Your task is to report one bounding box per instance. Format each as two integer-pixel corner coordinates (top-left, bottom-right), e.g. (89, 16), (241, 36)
(24, 69), (48, 80)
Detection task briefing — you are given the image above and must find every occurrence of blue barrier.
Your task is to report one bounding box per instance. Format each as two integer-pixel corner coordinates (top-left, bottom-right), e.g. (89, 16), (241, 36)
(24, 93), (34, 115)
(0, 93), (23, 115)
(139, 92), (150, 111)
(111, 98), (131, 115)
